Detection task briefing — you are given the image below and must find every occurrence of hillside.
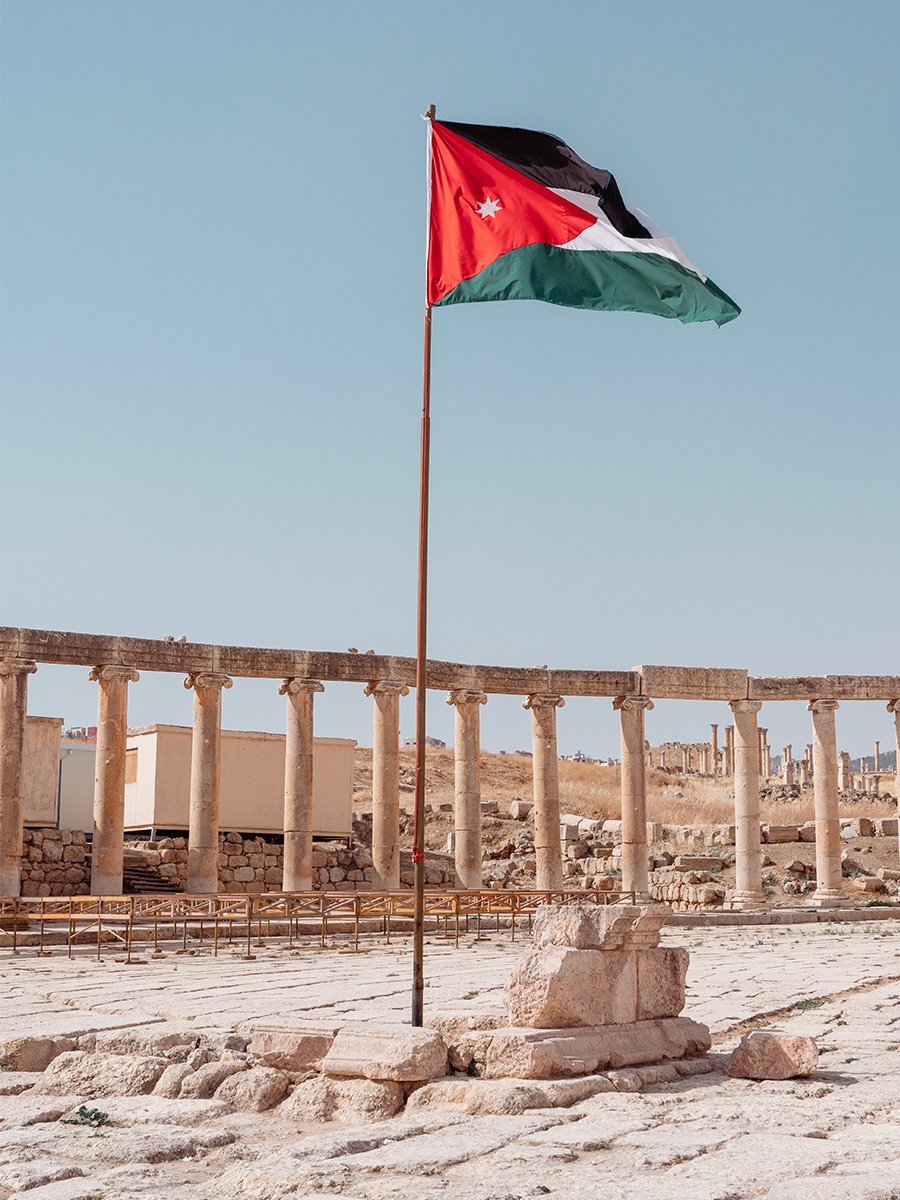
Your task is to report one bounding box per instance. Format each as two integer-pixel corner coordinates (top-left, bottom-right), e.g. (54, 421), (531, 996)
(352, 746), (897, 855)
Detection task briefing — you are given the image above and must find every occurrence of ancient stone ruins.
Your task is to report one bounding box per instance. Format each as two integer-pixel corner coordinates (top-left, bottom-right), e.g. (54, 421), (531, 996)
(1, 626), (898, 912)
(0, 626), (898, 1197)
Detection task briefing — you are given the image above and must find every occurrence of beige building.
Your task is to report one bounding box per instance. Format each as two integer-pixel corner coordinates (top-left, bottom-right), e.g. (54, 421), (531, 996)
(123, 724), (355, 839)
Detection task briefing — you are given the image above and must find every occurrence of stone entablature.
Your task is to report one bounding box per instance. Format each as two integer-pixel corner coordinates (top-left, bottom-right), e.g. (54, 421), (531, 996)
(3, 627), (900, 701)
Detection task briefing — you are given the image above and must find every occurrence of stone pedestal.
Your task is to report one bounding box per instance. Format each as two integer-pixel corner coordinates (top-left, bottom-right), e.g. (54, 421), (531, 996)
(89, 665), (139, 896)
(447, 690), (487, 890)
(185, 672), (232, 894)
(730, 699), (764, 909)
(0, 659), (37, 897)
(474, 903), (710, 1080)
(280, 678), (324, 891)
(365, 681), (408, 890)
(808, 700), (844, 906)
(524, 694), (565, 890)
(615, 696), (654, 900)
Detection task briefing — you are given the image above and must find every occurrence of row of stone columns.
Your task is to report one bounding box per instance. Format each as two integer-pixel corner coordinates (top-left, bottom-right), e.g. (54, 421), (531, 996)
(2, 654), (900, 902)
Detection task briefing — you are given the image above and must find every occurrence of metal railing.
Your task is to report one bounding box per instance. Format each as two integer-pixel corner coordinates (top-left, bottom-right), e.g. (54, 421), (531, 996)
(0, 887), (635, 961)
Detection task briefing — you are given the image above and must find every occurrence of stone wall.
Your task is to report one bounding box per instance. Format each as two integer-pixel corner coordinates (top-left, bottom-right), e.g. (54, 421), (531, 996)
(20, 829), (90, 897)
(126, 834), (454, 894)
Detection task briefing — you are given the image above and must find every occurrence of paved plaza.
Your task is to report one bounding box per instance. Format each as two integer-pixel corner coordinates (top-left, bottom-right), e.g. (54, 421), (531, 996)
(1, 920), (899, 1199)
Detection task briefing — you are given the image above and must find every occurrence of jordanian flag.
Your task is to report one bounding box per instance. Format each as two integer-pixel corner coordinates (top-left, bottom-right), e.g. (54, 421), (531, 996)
(427, 121), (740, 326)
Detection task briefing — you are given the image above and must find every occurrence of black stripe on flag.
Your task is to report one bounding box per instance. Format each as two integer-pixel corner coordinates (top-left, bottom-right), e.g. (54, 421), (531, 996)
(442, 121), (652, 240)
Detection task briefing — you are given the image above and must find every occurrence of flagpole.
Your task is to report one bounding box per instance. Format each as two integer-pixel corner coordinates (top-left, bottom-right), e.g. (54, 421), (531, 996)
(412, 103), (436, 1028)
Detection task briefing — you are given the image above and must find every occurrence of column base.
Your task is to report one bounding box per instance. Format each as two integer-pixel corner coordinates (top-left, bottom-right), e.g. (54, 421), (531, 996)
(806, 889), (847, 908)
(728, 891), (766, 911)
(91, 872), (124, 897)
(0, 867), (22, 898)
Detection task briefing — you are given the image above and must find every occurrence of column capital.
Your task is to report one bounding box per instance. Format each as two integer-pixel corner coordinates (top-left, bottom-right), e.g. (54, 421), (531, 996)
(807, 699), (839, 713)
(523, 693), (565, 711)
(887, 699), (899, 713)
(613, 695), (653, 712)
(184, 672), (233, 692)
(89, 664), (140, 685)
(447, 689), (487, 707)
(279, 677), (325, 696)
(364, 680), (410, 697)
(729, 699), (762, 715)
(0, 658), (37, 678)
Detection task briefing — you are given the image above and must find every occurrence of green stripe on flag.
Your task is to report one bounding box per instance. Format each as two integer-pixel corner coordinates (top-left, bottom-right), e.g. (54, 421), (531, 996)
(435, 243), (740, 326)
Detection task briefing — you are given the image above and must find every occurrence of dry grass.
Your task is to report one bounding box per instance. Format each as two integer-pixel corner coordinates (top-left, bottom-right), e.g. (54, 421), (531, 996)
(353, 748), (896, 827)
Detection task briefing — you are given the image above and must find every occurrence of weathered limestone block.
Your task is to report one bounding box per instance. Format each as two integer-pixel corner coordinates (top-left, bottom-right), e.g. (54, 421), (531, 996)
(0, 1036), (75, 1072)
(424, 1010), (506, 1073)
(532, 904), (642, 951)
(179, 1060), (247, 1099)
(635, 946), (688, 1020)
(34, 1051), (169, 1097)
(728, 1030), (818, 1080)
(484, 1017), (711, 1080)
(0, 1071), (44, 1095)
(406, 1074), (614, 1115)
(247, 1025), (339, 1071)
(503, 945), (638, 1028)
(278, 1075), (404, 1122)
(763, 825), (800, 843)
(153, 1062), (195, 1098)
(320, 1024), (447, 1082)
(624, 906), (671, 948)
(90, 1023), (201, 1058)
(214, 1066), (289, 1111)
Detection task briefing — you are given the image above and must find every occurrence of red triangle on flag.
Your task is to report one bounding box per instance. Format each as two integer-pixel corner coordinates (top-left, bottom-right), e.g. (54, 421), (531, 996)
(427, 122), (596, 305)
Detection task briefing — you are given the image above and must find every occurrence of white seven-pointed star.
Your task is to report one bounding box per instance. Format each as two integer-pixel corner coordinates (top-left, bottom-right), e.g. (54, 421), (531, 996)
(475, 196), (503, 219)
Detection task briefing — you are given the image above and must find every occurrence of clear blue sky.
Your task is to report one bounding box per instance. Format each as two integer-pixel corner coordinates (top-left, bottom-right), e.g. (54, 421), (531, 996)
(2, 0), (897, 761)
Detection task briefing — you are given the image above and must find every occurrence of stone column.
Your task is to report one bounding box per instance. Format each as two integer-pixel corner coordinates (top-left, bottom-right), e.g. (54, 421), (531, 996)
(724, 725), (734, 776)
(447, 690), (487, 889)
(809, 700), (843, 906)
(806, 743), (814, 779)
(365, 681), (409, 890)
(0, 659), (37, 897)
(757, 727), (765, 774)
(764, 742), (772, 780)
(710, 724), (719, 777)
(874, 740), (881, 773)
(615, 695), (654, 900)
(783, 745), (794, 786)
(524, 694), (565, 890)
(889, 701), (900, 814)
(681, 746), (689, 774)
(839, 751), (852, 792)
(185, 672), (232, 894)
(799, 759), (809, 787)
(759, 728), (769, 779)
(280, 677), (324, 891)
(89, 665), (140, 895)
(730, 699), (764, 909)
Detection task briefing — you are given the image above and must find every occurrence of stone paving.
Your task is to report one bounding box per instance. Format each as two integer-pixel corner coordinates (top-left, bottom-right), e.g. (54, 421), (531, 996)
(1, 920), (899, 1199)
